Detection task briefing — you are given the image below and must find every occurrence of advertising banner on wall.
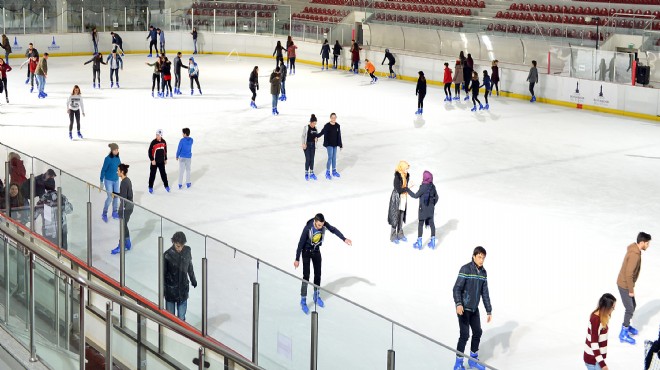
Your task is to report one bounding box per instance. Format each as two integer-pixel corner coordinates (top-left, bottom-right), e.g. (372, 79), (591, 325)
(590, 82), (618, 109)
(565, 78), (591, 106)
(564, 78), (618, 109)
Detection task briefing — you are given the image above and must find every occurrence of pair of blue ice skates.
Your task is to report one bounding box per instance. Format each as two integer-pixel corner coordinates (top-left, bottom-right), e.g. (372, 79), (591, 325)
(530, 96), (536, 102)
(387, 73), (397, 78)
(110, 238), (132, 255)
(305, 172), (318, 181)
(370, 77), (378, 84)
(191, 89), (202, 95)
(148, 187), (170, 194)
(250, 101), (257, 108)
(471, 104), (489, 112)
(69, 131), (83, 140)
(101, 210), (120, 223)
(392, 235), (407, 245)
(110, 82), (120, 88)
(619, 324), (638, 344)
(178, 183), (192, 190)
(153, 91), (174, 98)
(278, 94), (287, 101)
(300, 291), (325, 315)
(444, 96), (452, 102)
(415, 108), (424, 115)
(272, 108), (280, 115)
(37, 91), (48, 99)
(413, 236), (437, 249)
(454, 352), (486, 370)
(92, 83), (102, 89)
(173, 88), (185, 95)
(325, 169), (340, 180)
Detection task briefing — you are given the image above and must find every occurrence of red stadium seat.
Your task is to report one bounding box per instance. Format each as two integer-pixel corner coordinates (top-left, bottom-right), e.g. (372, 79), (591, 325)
(496, 10), (502, 18)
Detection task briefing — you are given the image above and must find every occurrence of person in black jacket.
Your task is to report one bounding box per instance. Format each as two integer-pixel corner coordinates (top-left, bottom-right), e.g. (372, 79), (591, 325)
(302, 114), (322, 181)
(646, 327), (660, 370)
(83, 52), (107, 89)
(382, 49), (396, 78)
(278, 61), (287, 101)
(294, 213), (352, 314)
(148, 129), (169, 193)
(470, 71), (482, 112)
(415, 71), (426, 115)
(332, 40), (342, 69)
(20, 168), (56, 201)
(317, 113), (343, 180)
(452, 246), (492, 370)
(172, 52), (189, 95)
(406, 170), (438, 249)
(147, 25), (158, 57)
(163, 231), (197, 321)
(320, 39), (330, 70)
(111, 163), (134, 255)
(388, 161), (409, 244)
(273, 40), (284, 67)
(249, 66), (259, 108)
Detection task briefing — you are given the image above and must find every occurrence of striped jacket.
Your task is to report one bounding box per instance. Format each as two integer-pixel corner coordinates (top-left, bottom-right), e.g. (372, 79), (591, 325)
(584, 313), (608, 368)
(452, 261), (492, 314)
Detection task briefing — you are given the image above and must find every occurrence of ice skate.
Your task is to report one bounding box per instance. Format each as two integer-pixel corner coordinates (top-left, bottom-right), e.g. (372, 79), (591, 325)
(116, 83), (120, 88)
(484, 104), (489, 110)
(77, 131), (83, 139)
(165, 186), (170, 192)
(392, 238), (400, 245)
(309, 172), (318, 180)
(112, 211), (119, 219)
(313, 290), (325, 308)
(148, 187), (153, 194)
(165, 91), (169, 98)
(428, 236), (437, 249)
(305, 173), (309, 181)
(468, 352), (485, 370)
(101, 212), (108, 223)
(152, 91), (154, 97)
(470, 106), (477, 112)
(250, 101), (257, 109)
(332, 169), (341, 178)
(274, 108), (279, 115)
(325, 170), (332, 180)
(198, 89), (202, 95)
(170, 93), (174, 98)
(619, 326), (636, 344)
(110, 82), (114, 88)
(628, 325), (639, 336)
(148, 53), (153, 57)
(186, 183), (191, 188)
(419, 108), (423, 114)
(69, 132), (73, 140)
(413, 237), (423, 249)
(42, 92), (47, 97)
(25, 78), (29, 84)
(93, 83), (96, 89)
(30, 87), (34, 93)
(464, 96), (470, 101)
(272, 108), (276, 116)
(478, 104), (484, 110)
(530, 96), (536, 102)
(453, 357), (465, 370)
(191, 89), (194, 95)
(110, 238), (131, 255)
(399, 235), (407, 242)
(415, 108), (421, 115)
(453, 96), (460, 101)
(300, 297), (310, 315)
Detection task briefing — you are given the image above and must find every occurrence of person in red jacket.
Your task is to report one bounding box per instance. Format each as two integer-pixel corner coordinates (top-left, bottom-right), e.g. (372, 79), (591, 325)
(20, 55), (39, 93)
(8, 152), (27, 186)
(350, 40), (361, 74)
(584, 293), (616, 370)
(287, 42), (298, 75)
(0, 57), (12, 103)
(443, 62), (453, 102)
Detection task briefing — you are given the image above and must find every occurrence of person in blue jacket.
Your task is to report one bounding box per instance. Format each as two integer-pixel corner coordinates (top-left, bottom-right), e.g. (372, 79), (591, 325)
(147, 26), (158, 57)
(100, 143), (121, 222)
(320, 39), (330, 70)
(480, 70), (492, 110)
(106, 50), (123, 88)
(294, 213), (352, 314)
(188, 57), (201, 95)
(452, 246), (492, 370)
(157, 28), (166, 55)
(176, 128), (193, 189)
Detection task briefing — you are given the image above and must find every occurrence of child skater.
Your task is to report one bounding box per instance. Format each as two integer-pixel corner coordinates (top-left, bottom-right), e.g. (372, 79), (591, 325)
(443, 62), (453, 102)
(470, 71), (483, 112)
(161, 56), (173, 98)
(249, 66), (259, 108)
(481, 70), (492, 110)
(188, 57), (201, 95)
(320, 39), (330, 70)
(176, 128), (193, 189)
(66, 85), (85, 140)
(415, 71), (426, 115)
(491, 60), (499, 96)
(406, 170), (438, 249)
(452, 60), (463, 101)
(20, 54), (39, 93)
(84, 53), (107, 89)
(365, 59), (377, 84)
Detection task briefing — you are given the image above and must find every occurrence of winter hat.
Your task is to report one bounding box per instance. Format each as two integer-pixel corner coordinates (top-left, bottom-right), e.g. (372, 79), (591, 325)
(422, 170), (433, 184)
(156, 129), (163, 136)
(189, 57), (196, 64)
(108, 143), (119, 151)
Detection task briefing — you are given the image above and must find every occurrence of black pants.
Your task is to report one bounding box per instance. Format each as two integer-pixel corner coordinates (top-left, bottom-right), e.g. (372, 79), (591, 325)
(190, 75), (200, 90)
(418, 217), (435, 238)
(454, 83), (461, 96)
(152, 73), (161, 92)
(369, 72), (376, 79)
(92, 69), (100, 84)
(289, 57), (296, 73)
(493, 81), (499, 94)
(387, 63), (394, 75)
(304, 143), (316, 172)
(110, 68), (119, 83)
(529, 82), (535, 97)
(68, 110), (81, 132)
(618, 286), (636, 327)
(149, 161), (169, 188)
(472, 93), (481, 106)
(275, 55), (283, 67)
(121, 207), (133, 239)
(300, 249), (322, 297)
(149, 40), (157, 54)
(0, 77), (7, 98)
(417, 92), (425, 109)
(333, 54), (339, 68)
(444, 83), (452, 97)
(174, 72), (181, 89)
(457, 309), (482, 354)
(164, 78), (172, 94)
(390, 210), (404, 241)
(249, 85), (257, 101)
(484, 89), (490, 105)
(322, 57), (328, 67)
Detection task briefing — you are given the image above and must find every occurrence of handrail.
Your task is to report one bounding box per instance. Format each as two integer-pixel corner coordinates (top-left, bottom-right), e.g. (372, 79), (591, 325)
(0, 213), (264, 370)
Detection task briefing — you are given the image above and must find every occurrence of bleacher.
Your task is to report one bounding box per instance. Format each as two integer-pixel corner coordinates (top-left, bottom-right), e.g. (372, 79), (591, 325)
(186, 1), (279, 29)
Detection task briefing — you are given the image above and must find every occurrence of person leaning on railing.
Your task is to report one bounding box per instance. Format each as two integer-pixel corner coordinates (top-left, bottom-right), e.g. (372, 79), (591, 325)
(0, 182), (29, 225)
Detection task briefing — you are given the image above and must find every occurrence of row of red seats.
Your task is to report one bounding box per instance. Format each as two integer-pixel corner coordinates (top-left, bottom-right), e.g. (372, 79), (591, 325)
(487, 23), (611, 40)
(372, 13), (464, 27)
(192, 2), (277, 11)
(378, 0), (484, 8)
(495, 11), (660, 29)
(292, 13), (345, 23)
(302, 7), (350, 17)
(282, 23), (331, 34)
(510, 3), (660, 18)
(189, 9), (274, 17)
(374, 2), (472, 15)
(573, 0), (660, 5)
(310, 0), (371, 7)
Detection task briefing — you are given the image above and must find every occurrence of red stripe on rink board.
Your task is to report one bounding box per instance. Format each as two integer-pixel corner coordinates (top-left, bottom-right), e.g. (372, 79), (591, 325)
(577, 104), (583, 109)
(1, 213), (248, 361)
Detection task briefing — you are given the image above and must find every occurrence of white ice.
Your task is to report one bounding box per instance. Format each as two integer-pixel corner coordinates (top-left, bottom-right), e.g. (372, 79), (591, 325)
(1, 53), (659, 370)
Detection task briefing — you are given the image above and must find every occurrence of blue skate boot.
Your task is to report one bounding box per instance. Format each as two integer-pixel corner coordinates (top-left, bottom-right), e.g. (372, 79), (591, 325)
(313, 290), (325, 308)
(470, 106), (477, 112)
(300, 297), (310, 315)
(325, 170), (332, 180)
(453, 357), (465, 370)
(112, 211), (119, 219)
(413, 237), (423, 249)
(309, 172), (318, 180)
(428, 236), (437, 249)
(305, 173), (309, 181)
(619, 325), (636, 344)
(468, 352), (485, 370)
(101, 212), (108, 223)
(332, 169), (341, 178)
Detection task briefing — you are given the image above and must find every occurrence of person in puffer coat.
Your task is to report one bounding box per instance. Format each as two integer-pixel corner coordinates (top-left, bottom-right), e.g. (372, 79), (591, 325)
(452, 60), (464, 101)
(388, 160), (410, 244)
(406, 170), (438, 249)
(163, 231), (197, 321)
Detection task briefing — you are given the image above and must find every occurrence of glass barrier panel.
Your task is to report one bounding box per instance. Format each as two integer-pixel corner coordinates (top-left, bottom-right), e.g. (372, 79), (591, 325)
(160, 219), (204, 331)
(67, 8), (82, 33)
(149, 8), (171, 32)
(111, 309), (138, 368)
(0, 237), (6, 321)
(393, 323), (462, 370)
(5, 7), (25, 35)
(613, 51), (634, 84)
(58, 172), (88, 262)
(6, 240), (29, 348)
(205, 237), (255, 359)
(84, 8), (103, 33)
(571, 48), (595, 80)
(161, 325), (200, 368)
(258, 263), (311, 369)
(216, 13), (236, 33)
(44, 5), (57, 34)
(106, 7), (126, 32)
(124, 203), (161, 304)
(24, 8), (42, 34)
(171, 8), (189, 31)
(257, 14), (274, 36)
(207, 349), (251, 370)
(90, 182), (121, 282)
(549, 45), (573, 77)
(316, 291), (391, 369)
(30, 158), (59, 247)
(237, 11), (256, 34)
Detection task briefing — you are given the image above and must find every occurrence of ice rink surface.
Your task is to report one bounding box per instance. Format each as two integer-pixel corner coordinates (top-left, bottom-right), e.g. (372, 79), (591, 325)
(1, 53), (659, 369)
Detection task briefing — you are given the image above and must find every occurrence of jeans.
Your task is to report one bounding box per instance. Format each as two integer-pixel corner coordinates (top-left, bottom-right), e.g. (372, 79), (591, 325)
(352, 60), (358, 71)
(110, 68), (119, 83)
(93, 41), (98, 54)
(166, 300), (188, 321)
(300, 249), (322, 297)
(272, 94), (278, 109)
(585, 363), (602, 370)
(326, 146), (338, 171)
(159, 42), (166, 55)
(280, 80), (286, 95)
(178, 158), (191, 185)
(457, 309), (482, 354)
(174, 71), (181, 89)
(103, 179), (120, 214)
(304, 143), (315, 172)
(4, 51), (8, 64)
(193, 39), (197, 53)
(36, 75), (45, 93)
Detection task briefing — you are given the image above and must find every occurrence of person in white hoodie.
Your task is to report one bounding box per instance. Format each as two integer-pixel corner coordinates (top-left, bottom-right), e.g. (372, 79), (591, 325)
(188, 57), (201, 95)
(66, 85), (85, 140)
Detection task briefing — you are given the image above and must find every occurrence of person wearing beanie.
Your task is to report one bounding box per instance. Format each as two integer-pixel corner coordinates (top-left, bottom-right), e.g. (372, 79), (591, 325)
(406, 171), (438, 249)
(176, 128), (193, 189)
(415, 71), (426, 115)
(148, 129), (170, 193)
(301, 114), (322, 181)
(452, 60), (464, 101)
(188, 57), (201, 95)
(443, 62), (453, 102)
(163, 231), (197, 321)
(388, 161), (410, 244)
(100, 143), (121, 222)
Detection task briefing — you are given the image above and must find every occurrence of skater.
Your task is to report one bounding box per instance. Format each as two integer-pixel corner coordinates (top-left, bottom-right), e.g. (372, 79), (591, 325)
(157, 28), (166, 55)
(66, 85), (85, 140)
(176, 128), (193, 189)
(584, 293), (616, 370)
(480, 70), (491, 110)
(91, 28), (99, 54)
(161, 56), (173, 97)
(110, 32), (124, 56)
(99, 143), (121, 223)
(350, 40), (361, 74)
(464, 53), (474, 100)
(173, 52), (188, 95)
(365, 58), (377, 83)
(443, 62), (453, 101)
(106, 50), (123, 88)
(302, 114), (321, 181)
(415, 71), (426, 115)
(188, 57), (201, 95)
(453, 60), (463, 101)
(452, 246), (492, 370)
(148, 129), (170, 193)
(381, 48), (396, 78)
(287, 41), (297, 74)
(318, 113), (343, 179)
(646, 329), (660, 370)
(273, 40), (285, 67)
(249, 66), (259, 108)
(294, 213), (352, 314)
(23, 43), (38, 83)
(36, 188), (73, 250)
(147, 25), (158, 56)
(617, 232), (651, 345)
(0, 57), (11, 103)
(83, 52), (107, 89)
(491, 60), (499, 96)
(406, 170), (438, 249)
(320, 39), (330, 70)
(191, 27), (198, 54)
(332, 40), (342, 69)
(527, 60), (538, 102)
(388, 160), (409, 244)
(469, 71), (483, 112)
(163, 231), (197, 321)
(20, 53), (38, 93)
(270, 66), (281, 115)
(1, 34), (11, 65)
(279, 60), (287, 101)
(8, 152), (27, 186)
(145, 55), (162, 97)
(35, 53), (48, 98)
(110, 163), (133, 255)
